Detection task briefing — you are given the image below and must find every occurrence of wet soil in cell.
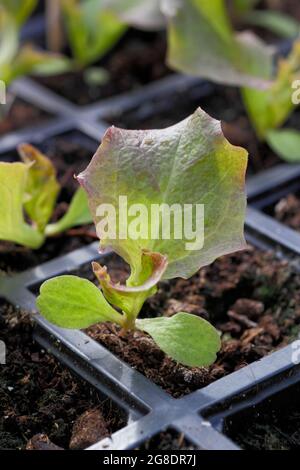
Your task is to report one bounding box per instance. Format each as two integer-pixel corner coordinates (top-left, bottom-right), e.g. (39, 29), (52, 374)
(224, 381), (300, 450)
(79, 246), (300, 398)
(272, 192), (300, 232)
(35, 30), (169, 106)
(0, 98), (51, 136)
(138, 431), (197, 450)
(0, 132), (98, 274)
(104, 83), (300, 175)
(0, 302), (125, 450)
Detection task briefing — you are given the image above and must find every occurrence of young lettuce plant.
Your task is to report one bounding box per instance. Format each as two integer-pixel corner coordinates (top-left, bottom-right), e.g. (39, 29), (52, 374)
(0, 144), (92, 249)
(37, 108), (248, 367)
(162, 0), (300, 163)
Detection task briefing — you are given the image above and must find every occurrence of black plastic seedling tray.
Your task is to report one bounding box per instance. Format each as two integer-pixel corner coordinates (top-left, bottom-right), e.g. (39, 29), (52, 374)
(246, 165), (300, 260)
(1, 21), (300, 449)
(2, 233), (300, 450)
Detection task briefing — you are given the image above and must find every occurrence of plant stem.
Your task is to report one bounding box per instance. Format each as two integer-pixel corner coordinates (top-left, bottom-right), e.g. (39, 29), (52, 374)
(121, 313), (136, 332)
(46, 0), (64, 53)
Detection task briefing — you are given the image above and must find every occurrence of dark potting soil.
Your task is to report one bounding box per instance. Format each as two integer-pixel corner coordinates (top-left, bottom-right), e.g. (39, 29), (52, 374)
(138, 431), (197, 451)
(0, 98), (51, 136)
(35, 30), (169, 106)
(0, 132), (98, 274)
(272, 193), (300, 232)
(104, 83), (291, 175)
(224, 381), (300, 450)
(80, 246), (300, 398)
(0, 302), (125, 450)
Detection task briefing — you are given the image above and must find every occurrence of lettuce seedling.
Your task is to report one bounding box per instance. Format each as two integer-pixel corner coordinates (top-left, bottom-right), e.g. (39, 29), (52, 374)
(162, 0), (273, 89)
(163, 0), (300, 162)
(0, 2), (70, 89)
(0, 144), (92, 249)
(37, 108), (248, 367)
(60, 0), (165, 85)
(61, 0), (127, 69)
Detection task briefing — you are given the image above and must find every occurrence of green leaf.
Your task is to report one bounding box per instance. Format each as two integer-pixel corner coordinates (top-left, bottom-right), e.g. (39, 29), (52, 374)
(108, 0), (165, 30)
(45, 187), (92, 237)
(18, 144), (60, 232)
(78, 107), (248, 281)
(0, 7), (70, 85)
(232, 0), (260, 15)
(266, 129), (300, 162)
(62, 0), (126, 67)
(136, 312), (221, 367)
(12, 45), (72, 79)
(92, 251), (168, 325)
(37, 275), (124, 329)
(0, 162), (44, 248)
(162, 0), (273, 88)
(245, 10), (300, 39)
(0, 8), (19, 81)
(242, 41), (300, 139)
(0, 0), (37, 25)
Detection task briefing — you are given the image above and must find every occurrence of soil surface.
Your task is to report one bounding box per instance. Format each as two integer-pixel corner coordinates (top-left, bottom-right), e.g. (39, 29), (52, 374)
(272, 193), (300, 232)
(0, 98), (50, 136)
(0, 302), (125, 450)
(225, 381), (300, 450)
(84, 246), (300, 398)
(139, 431), (197, 450)
(0, 132), (97, 274)
(104, 83), (297, 175)
(36, 30), (169, 106)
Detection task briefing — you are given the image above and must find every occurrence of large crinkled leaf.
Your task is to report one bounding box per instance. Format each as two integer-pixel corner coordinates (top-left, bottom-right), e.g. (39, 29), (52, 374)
(78, 107), (248, 280)
(45, 187), (92, 236)
(0, 162), (44, 248)
(242, 41), (300, 139)
(37, 275), (124, 329)
(162, 0), (273, 88)
(62, 0), (126, 67)
(92, 251), (168, 324)
(136, 312), (221, 367)
(107, 0), (165, 30)
(18, 144), (60, 232)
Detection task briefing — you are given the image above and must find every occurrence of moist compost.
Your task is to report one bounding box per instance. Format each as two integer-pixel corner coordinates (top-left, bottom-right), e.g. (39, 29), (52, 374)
(35, 30), (169, 106)
(0, 98), (50, 136)
(85, 246), (300, 398)
(224, 381), (300, 450)
(0, 302), (125, 450)
(0, 133), (97, 274)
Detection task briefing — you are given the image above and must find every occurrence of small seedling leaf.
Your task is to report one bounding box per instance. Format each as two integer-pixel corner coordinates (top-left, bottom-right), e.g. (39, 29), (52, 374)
(136, 312), (221, 367)
(37, 275), (124, 329)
